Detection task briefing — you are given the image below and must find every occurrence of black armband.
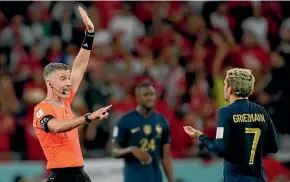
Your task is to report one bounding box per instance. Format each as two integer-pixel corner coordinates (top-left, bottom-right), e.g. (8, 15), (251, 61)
(81, 31), (95, 50)
(40, 115), (54, 133)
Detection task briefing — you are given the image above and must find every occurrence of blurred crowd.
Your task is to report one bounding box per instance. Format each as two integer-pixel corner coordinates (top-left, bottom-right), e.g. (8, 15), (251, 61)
(0, 1), (290, 171)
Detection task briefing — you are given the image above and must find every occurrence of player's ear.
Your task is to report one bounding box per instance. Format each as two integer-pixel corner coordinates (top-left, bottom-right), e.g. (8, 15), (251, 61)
(228, 86), (233, 95)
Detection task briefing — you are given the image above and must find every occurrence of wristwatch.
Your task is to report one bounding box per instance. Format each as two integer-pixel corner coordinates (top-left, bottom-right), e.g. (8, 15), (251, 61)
(84, 113), (92, 123)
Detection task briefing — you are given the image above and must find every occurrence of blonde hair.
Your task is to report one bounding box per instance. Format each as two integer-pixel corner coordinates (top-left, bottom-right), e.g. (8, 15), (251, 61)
(225, 68), (255, 97)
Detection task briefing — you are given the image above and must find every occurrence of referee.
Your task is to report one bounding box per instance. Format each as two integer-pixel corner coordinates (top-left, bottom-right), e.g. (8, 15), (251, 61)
(33, 6), (111, 182)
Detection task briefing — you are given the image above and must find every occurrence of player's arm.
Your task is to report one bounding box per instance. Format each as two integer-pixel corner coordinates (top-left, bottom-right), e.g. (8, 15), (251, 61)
(198, 107), (231, 157)
(111, 117), (133, 158)
(263, 110), (279, 154)
(111, 144), (135, 158)
(111, 117), (152, 164)
(71, 6), (95, 92)
(161, 122), (174, 182)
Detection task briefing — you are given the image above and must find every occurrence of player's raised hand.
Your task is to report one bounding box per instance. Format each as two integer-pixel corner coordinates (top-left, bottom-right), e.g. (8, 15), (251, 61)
(183, 126), (203, 140)
(78, 6), (94, 33)
(88, 105), (112, 121)
(130, 147), (152, 165)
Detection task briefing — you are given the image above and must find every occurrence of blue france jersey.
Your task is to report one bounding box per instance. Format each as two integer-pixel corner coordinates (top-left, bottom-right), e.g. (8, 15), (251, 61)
(113, 110), (170, 182)
(199, 99), (279, 182)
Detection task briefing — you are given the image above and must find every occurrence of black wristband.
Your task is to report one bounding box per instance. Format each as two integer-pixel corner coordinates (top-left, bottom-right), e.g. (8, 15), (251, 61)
(81, 31), (95, 50)
(84, 113), (92, 123)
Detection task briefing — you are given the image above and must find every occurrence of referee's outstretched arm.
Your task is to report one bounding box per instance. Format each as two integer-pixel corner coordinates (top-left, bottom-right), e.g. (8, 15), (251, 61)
(71, 6), (95, 93)
(46, 116), (91, 133)
(39, 105), (112, 133)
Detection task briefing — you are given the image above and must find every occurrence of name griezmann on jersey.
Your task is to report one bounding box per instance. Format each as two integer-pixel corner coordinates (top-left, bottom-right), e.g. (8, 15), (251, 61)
(233, 114), (265, 123)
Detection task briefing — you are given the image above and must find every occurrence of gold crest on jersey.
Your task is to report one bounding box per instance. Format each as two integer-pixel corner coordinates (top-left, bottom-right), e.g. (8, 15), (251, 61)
(143, 125), (152, 135)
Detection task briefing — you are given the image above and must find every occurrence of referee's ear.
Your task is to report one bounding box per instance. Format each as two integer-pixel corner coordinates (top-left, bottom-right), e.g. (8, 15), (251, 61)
(46, 80), (52, 87)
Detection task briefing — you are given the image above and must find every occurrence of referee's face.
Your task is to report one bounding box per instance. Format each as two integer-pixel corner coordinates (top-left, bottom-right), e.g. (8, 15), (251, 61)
(50, 70), (72, 99)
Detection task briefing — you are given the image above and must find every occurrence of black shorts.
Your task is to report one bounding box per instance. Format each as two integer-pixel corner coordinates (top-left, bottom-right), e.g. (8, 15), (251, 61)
(46, 167), (91, 182)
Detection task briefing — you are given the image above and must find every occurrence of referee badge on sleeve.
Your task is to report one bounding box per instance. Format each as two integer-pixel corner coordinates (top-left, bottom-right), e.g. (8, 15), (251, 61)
(216, 127), (224, 139)
(36, 109), (44, 119)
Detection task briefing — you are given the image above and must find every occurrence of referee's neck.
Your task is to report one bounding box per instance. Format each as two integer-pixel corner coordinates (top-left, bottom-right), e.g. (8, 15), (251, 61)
(45, 94), (64, 106)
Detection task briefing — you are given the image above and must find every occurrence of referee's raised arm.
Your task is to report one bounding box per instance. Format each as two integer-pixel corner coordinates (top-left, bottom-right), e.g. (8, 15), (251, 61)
(71, 6), (95, 93)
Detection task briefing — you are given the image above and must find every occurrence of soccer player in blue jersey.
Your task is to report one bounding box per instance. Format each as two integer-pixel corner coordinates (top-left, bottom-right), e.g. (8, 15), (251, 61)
(111, 82), (174, 182)
(184, 68), (279, 182)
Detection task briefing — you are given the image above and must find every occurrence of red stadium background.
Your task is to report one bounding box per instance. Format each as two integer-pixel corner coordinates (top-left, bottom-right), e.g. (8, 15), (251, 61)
(0, 1), (290, 182)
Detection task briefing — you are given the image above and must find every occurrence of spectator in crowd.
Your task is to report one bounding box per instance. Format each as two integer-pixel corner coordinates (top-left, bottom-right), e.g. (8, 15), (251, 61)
(242, 2), (269, 50)
(0, 15), (34, 47)
(109, 3), (145, 51)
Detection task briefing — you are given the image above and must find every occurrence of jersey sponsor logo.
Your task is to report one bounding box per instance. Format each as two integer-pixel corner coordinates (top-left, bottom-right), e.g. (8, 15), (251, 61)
(216, 127), (224, 139)
(130, 127), (140, 133)
(143, 125), (152, 135)
(36, 109), (44, 119)
(113, 127), (118, 137)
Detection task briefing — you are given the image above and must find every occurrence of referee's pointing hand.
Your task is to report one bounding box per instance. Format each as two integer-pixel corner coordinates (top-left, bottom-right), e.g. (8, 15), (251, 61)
(88, 105), (112, 121)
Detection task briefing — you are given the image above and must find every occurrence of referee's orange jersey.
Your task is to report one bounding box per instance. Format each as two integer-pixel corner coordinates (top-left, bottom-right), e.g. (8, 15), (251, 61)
(33, 90), (84, 169)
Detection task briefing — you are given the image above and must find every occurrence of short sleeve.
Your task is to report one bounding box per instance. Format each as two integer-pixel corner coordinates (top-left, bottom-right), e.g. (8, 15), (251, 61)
(33, 103), (56, 132)
(113, 116), (128, 147)
(161, 118), (171, 145)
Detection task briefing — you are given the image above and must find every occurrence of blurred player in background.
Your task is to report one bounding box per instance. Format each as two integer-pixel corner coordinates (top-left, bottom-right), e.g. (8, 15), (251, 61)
(184, 68), (279, 182)
(111, 82), (174, 182)
(33, 6), (111, 182)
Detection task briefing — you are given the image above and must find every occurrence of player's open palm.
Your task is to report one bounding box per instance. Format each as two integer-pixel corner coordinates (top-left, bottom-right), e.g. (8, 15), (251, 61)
(88, 105), (112, 120)
(131, 147), (152, 165)
(183, 126), (203, 140)
(78, 6), (94, 33)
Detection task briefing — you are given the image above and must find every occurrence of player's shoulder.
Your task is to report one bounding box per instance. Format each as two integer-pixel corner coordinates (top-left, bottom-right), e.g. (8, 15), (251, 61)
(248, 101), (266, 111)
(154, 111), (168, 121)
(245, 100), (268, 115)
(151, 111), (169, 129)
(121, 110), (138, 118)
(118, 110), (138, 122)
(217, 105), (236, 120)
(218, 105), (232, 114)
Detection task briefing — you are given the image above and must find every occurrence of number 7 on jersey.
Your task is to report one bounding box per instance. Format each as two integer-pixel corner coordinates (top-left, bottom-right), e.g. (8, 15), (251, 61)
(245, 128), (261, 165)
